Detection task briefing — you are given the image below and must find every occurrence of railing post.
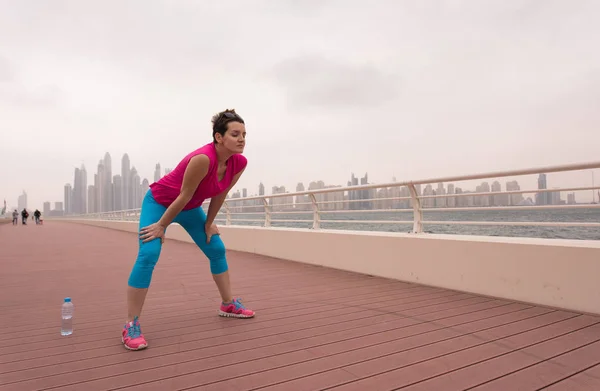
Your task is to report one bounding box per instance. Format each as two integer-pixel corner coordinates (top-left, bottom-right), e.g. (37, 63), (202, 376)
(309, 193), (321, 230)
(262, 198), (271, 227)
(224, 201), (231, 226)
(408, 183), (423, 233)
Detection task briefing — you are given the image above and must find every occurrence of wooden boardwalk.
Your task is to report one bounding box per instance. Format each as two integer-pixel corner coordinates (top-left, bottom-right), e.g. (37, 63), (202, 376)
(1, 221), (600, 390)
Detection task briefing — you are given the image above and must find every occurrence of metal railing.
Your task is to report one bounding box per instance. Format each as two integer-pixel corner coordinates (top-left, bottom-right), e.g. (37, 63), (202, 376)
(59, 161), (600, 239)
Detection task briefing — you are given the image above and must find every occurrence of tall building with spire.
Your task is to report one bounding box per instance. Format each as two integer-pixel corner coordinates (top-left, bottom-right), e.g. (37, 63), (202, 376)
(103, 152), (113, 212)
(96, 159), (105, 212)
(72, 165), (87, 214)
(122, 154), (131, 210)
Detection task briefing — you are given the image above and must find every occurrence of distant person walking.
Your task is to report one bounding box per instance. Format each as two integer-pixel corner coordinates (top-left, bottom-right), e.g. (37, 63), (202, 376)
(122, 109), (253, 351)
(34, 209), (41, 224)
(21, 209), (28, 225)
(12, 210), (18, 225)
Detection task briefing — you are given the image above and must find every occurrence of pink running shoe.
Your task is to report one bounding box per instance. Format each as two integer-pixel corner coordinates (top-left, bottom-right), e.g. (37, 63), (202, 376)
(122, 316), (148, 351)
(219, 298), (255, 318)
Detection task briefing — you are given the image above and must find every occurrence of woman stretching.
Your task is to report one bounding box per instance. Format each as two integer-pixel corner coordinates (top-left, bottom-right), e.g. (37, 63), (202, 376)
(122, 109), (254, 351)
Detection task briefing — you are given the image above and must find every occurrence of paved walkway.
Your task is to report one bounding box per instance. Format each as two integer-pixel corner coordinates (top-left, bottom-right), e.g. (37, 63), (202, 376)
(1, 221), (600, 390)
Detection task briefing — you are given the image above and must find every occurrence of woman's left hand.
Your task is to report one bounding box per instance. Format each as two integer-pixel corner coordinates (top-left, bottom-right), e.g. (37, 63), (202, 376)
(205, 223), (220, 244)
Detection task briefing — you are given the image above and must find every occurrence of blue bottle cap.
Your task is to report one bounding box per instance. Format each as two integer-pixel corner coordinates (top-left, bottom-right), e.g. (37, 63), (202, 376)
(64, 297), (71, 302)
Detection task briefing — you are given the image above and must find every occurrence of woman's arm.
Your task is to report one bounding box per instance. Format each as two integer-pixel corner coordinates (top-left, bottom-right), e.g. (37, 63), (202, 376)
(205, 168), (245, 227)
(140, 154), (209, 243)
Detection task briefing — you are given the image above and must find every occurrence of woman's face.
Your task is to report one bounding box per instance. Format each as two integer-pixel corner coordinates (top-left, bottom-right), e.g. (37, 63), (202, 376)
(217, 121), (246, 154)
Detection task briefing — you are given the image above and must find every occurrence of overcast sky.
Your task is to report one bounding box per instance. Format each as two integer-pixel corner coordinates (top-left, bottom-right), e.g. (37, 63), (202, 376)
(1, 0), (599, 209)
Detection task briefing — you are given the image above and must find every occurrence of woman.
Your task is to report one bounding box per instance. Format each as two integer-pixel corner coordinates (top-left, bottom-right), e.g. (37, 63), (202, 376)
(122, 109), (254, 351)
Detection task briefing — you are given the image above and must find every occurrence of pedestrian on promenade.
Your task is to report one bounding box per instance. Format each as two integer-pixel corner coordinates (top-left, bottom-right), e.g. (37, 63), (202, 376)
(122, 109), (254, 351)
(34, 209), (41, 224)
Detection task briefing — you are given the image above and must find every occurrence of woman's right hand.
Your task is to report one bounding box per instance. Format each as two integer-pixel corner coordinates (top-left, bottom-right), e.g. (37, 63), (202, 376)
(139, 222), (166, 243)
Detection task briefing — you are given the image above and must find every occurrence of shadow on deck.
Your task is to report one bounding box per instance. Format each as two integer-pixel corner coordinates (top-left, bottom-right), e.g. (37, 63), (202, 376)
(1, 222), (600, 390)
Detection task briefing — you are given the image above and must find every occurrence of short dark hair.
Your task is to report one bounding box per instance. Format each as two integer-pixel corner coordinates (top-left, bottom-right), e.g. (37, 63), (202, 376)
(211, 109), (244, 143)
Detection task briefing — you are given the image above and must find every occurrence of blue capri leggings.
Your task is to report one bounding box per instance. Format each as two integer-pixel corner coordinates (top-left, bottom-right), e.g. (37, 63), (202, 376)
(127, 190), (228, 289)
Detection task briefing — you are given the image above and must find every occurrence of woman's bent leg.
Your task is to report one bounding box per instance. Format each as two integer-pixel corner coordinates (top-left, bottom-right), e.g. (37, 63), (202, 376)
(177, 208), (255, 318)
(123, 190), (167, 350)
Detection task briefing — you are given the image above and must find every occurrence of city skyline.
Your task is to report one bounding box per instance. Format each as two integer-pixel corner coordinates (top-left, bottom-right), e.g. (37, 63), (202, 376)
(7, 152), (595, 216)
(6, 148), (600, 212)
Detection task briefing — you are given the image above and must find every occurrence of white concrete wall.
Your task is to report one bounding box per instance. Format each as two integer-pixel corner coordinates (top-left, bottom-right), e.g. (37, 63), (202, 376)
(59, 219), (600, 315)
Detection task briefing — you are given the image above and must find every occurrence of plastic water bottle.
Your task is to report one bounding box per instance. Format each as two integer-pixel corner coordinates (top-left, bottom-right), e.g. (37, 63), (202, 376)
(61, 297), (74, 336)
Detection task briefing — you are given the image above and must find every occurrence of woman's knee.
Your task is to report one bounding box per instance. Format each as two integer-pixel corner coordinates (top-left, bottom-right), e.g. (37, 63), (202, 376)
(205, 236), (226, 259)
(204, 237), (228, 274)
(137, 240), (162, 266)
(128, 240), (162, 288)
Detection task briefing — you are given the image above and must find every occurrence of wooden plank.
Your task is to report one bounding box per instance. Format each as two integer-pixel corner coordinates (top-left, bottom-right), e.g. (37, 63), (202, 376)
(198, 309), (576, 391)
(541, 364), (600, 390)
(258, 305), (551, 391)
(467, 340), (600, 390)
(328, 316), (599, 390)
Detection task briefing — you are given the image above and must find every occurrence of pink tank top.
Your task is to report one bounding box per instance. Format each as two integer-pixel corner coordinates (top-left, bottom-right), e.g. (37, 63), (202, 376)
(149, 142), (247, 210)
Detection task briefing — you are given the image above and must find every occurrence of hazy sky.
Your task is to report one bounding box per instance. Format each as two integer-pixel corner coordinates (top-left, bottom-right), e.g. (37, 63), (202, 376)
(1, 0), (599, 209)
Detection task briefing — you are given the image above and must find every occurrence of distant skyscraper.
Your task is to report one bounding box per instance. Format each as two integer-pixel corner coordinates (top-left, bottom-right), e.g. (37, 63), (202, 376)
(122, 153), (131, 210)
(491, 181), (502, 206)
(113, 175), (123, 211)
(92, 173), (99, 213)
(347, 173), (371, 210)
(96, 159), (105, 212)
(88, 185), (96, 214)
(259, 182), (265, 196)
(506, 180), (524, 206)
(154, 163), (162, 183)
(423, 184), (434, 208)
(436, 183), (446, 208)
(103, 152), (113, 212)
(141, 178), (150, 200)
(73, 165), (87, 214)
(271, 186), (293, 211)
(17, 191), (27, 210)
(64, 184), (73, 214)
(73, 167), (81, 213)
(81, 164), (88, 213)
(130, 166), (142, 208)
(295, 182), (309, 210)
(43, 201), (51, 215)
(447, 184), (455, 207)
(536, 174), (548, 205)
(551, 188), (561, 205)
(475, 181), (491, 207)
